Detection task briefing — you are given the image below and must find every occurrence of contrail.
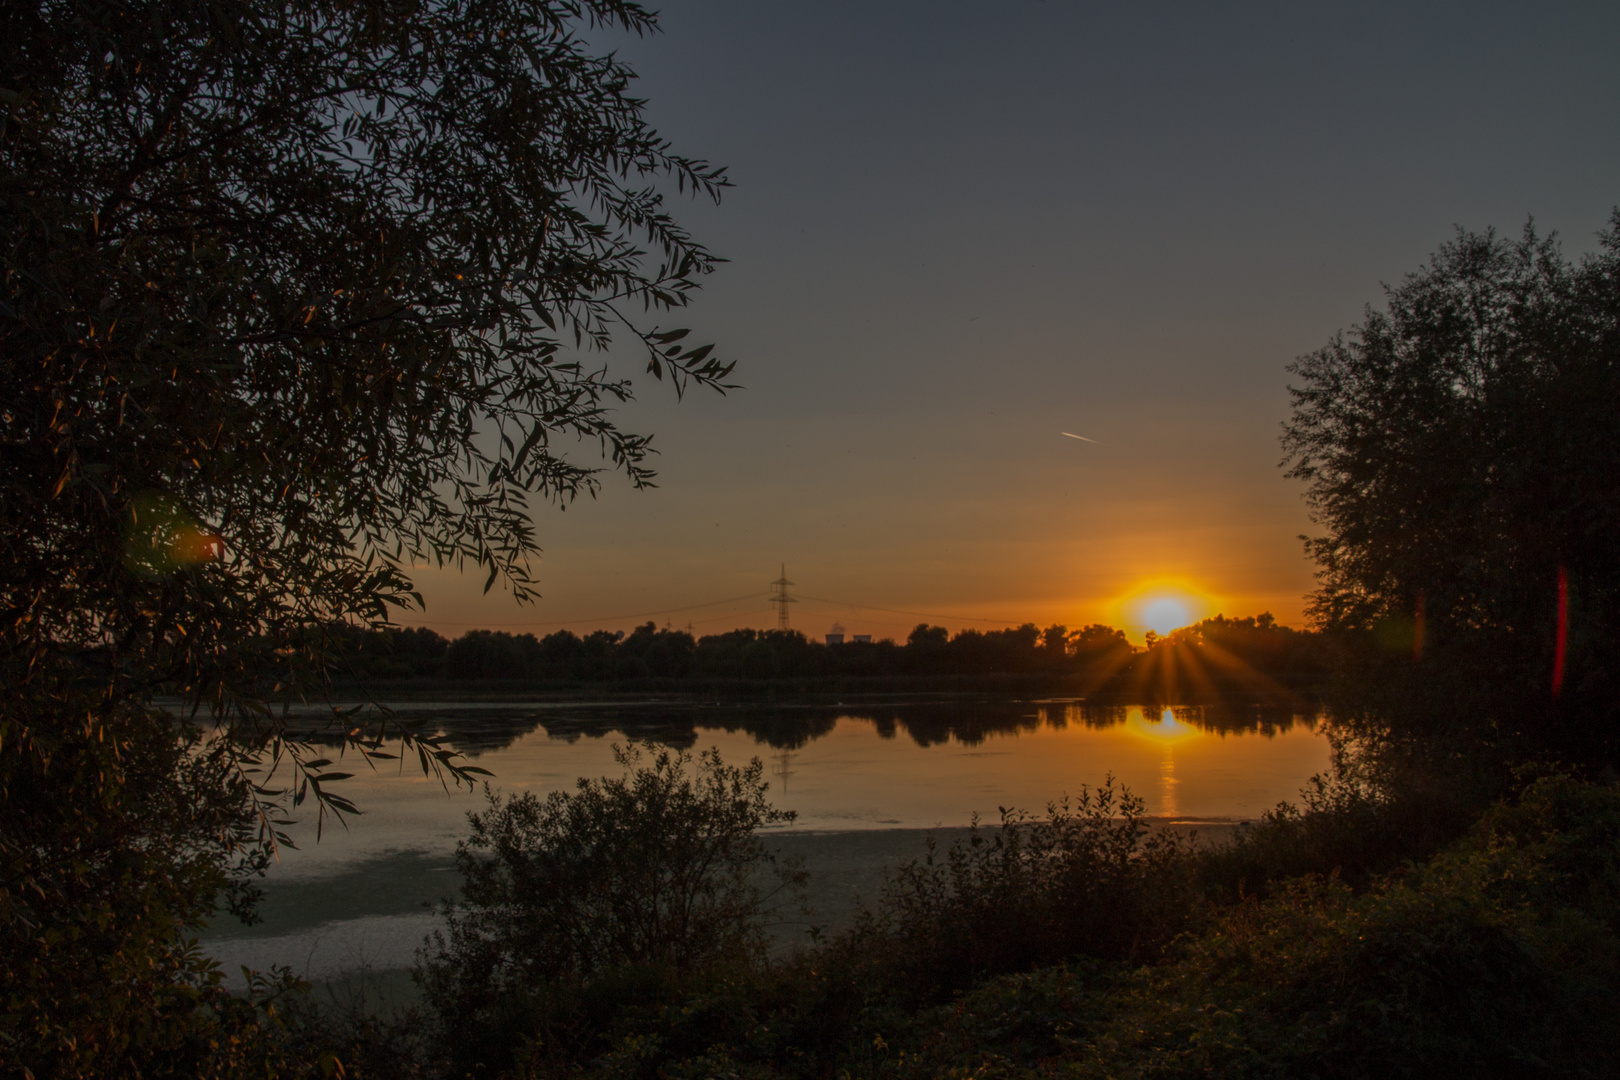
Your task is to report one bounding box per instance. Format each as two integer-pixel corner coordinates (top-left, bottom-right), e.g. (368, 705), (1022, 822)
(1061, 432), (1096, 443)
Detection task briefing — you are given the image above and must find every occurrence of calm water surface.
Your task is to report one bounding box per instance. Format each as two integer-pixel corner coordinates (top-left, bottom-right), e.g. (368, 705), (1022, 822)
(262, 695), (1332, 879)
(205, 695), (1332, 988)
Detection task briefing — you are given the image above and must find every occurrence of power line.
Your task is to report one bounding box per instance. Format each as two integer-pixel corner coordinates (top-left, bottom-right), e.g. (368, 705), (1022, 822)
(795, 593), (1029, 626)
(390, 577), (1168, 636)
(684, 606), (776, 628)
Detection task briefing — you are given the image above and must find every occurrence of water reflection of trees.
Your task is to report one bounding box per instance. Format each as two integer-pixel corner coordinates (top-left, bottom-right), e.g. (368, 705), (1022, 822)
(311, 694), (1317, 757)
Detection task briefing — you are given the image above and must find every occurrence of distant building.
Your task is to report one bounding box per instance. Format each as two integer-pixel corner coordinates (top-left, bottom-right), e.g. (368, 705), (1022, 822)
(852, 634), (872, 644)
(825, 633), (845, 645)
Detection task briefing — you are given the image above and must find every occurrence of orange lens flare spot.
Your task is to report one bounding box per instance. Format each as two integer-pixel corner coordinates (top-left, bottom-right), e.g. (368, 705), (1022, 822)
(168, 527), (223, 565)
(124, 492), (223, 578)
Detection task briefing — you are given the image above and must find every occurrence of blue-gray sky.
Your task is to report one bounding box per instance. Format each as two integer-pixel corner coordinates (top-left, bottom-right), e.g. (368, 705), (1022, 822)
(410, 0), (1620, 642)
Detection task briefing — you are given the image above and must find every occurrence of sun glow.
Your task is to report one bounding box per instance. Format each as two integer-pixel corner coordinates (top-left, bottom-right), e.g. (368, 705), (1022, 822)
(1113, 580), (1217, 641)
(1142, 596), (1190, 634)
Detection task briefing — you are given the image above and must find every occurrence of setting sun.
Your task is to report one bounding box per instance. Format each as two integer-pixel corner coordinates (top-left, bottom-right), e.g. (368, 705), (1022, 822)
(1142, 596), (1190, 634)
(1113, 580), (1217, 641)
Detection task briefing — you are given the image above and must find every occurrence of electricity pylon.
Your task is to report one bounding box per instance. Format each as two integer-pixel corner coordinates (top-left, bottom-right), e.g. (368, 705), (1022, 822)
(770, 564), (796, 631)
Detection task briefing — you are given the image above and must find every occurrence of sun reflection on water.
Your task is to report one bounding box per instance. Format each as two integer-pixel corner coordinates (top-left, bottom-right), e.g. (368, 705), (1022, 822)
(1122, 706), (1198, 817)
(1123, 705), (1201, 744)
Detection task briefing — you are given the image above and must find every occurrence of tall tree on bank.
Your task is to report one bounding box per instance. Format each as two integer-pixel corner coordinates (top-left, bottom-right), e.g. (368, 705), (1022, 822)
(1281, 217), (1620, 751)
(0, 1), (731, 1071)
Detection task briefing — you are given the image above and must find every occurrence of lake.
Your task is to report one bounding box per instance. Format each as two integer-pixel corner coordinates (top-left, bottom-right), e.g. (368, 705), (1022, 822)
(203, 693), (1332, 996)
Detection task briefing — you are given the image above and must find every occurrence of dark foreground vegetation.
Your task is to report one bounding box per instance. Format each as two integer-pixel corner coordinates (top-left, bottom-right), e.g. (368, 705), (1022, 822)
(262, 744), (1619, 1080)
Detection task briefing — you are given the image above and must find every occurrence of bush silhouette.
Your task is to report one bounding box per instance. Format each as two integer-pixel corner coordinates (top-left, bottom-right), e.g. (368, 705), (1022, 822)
(856, 778), (1199, 1002)
(417, 744), (801, 1072)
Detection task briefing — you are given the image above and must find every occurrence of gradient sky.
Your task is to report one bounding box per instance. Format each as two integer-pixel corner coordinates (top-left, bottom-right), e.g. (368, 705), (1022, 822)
(405, 0), (1620, 644)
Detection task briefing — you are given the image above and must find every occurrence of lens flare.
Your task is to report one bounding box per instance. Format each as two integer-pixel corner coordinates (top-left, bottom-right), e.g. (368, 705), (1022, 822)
(124, 491), (222, 579)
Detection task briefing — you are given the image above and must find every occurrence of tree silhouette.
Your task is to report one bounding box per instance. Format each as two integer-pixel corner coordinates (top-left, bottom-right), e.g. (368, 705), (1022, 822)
(1282, 215), (1620, 751)
(1, 1), (730, 1069)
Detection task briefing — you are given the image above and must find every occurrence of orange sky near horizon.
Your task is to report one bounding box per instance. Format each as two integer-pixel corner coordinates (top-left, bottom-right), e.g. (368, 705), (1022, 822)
(398, 528), (1317, 647)
(395, 398), (1321, 646)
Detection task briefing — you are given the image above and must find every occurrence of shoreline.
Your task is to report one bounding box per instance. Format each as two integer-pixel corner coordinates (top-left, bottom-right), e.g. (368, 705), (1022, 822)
(204, 818), (1251, 1007)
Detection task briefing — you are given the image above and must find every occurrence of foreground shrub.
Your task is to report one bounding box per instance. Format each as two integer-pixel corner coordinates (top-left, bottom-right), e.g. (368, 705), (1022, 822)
(0, 695), (310, 1079)
(1078, 773), (1620, 1079)
(536, 774), (1620, 1080)
(390, 762), (1620, 1080)
(851, 778), (1199, 1003)
(417, 744), (802, 1074)
(1199, 770), (1472, 899)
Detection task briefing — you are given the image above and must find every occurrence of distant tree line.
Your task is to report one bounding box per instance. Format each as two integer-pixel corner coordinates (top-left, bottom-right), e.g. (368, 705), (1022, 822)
(325, 614), (1328, 686)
